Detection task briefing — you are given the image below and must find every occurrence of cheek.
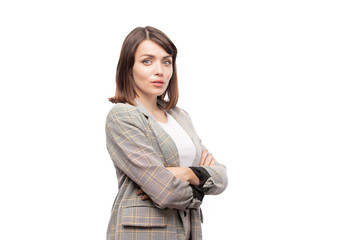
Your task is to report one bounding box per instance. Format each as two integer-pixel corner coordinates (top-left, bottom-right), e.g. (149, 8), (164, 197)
(133, 65), (149, 83)
(165, 67), (173, 81)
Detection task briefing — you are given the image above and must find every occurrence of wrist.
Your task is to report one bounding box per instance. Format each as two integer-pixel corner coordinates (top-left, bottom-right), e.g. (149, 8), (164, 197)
(188, 167), (211, 189)
(186, 168), (200, 186)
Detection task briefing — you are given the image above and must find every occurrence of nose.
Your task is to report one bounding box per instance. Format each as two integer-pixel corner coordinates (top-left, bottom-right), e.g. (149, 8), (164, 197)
(154, 61), (164, 77)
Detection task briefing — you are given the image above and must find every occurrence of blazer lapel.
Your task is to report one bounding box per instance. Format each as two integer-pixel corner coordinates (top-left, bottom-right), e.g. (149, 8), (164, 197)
(133, 99), (180, 167)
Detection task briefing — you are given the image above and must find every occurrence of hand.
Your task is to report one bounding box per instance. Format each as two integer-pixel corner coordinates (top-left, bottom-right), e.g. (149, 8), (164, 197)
(136, 186), (150, 201)
(200, 150), (216, 166)
(166, 167), (200, 186)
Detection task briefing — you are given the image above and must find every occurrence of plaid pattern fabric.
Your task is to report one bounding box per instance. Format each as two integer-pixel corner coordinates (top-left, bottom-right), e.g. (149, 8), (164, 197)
(105, 99), (228, 240)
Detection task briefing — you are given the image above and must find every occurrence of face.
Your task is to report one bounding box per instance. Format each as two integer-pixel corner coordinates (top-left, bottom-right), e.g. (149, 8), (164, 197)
(132, 40), (173, 101)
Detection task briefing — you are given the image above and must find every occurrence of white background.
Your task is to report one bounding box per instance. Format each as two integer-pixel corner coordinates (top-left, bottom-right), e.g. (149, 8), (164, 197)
(0, 0), (359, 239)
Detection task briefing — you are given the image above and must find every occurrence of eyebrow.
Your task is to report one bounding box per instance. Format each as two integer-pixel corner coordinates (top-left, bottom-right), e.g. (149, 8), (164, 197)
(140, 54), (172, 59)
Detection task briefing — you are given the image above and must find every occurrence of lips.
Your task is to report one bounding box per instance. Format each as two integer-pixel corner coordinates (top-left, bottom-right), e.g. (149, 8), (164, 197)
(151, 80), (164, 84)
(151, 80), (165, 87)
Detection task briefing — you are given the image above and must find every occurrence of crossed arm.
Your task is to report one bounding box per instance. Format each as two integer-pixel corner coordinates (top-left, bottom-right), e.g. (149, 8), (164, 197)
(106, 106), (227, 209)
(137, 150), (216, 200)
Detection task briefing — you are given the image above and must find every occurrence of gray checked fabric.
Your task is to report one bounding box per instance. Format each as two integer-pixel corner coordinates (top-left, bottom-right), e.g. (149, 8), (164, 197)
(105, 99), (228, 240)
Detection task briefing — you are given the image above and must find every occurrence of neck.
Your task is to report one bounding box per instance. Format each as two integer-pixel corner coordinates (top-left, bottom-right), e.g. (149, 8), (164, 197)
(136, 96), (160, 113)
(136, 96), (167, 123)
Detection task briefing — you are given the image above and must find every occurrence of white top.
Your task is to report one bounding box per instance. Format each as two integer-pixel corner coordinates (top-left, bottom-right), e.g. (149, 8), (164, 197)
(157, 113), (196, 167)
(158, 112), (196, 239)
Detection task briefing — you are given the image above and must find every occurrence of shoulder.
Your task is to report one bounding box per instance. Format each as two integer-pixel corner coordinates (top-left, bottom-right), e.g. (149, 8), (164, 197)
(106, 103), (146, 127)
(167, 105), (194, 124)
(168, 105), (188, 117)
(109, 103), (136, 116)
(107, 103), (140, 117)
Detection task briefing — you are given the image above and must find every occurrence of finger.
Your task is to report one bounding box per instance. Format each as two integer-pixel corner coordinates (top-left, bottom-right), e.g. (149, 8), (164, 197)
(209, 158), (217, 166)
(141, 195), (150, 201)
(137, 189), (144, 195)
(204, 154), (213, 166)
(200, 150), (209, 166)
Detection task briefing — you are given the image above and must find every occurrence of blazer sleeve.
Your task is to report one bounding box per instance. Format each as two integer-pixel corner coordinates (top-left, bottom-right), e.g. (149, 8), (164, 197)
(106, 105), (202, 210)
(182, 109), (228, 195)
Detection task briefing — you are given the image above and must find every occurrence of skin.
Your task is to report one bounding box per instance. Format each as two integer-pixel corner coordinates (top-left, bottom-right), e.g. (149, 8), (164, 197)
(132, 39), (172, 123)
(132, 40), (216, 200)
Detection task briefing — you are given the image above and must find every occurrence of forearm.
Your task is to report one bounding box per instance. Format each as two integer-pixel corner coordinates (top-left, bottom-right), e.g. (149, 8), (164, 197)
(199, 163), (228, 195)
(166, 167), (209, 203)
(106, 113), (202, 210)
(166, 167), (200, 186)
(166, 166), (214, 193)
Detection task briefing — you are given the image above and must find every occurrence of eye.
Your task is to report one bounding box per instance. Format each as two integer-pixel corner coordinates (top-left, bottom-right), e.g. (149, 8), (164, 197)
(163, 60), (172, 65)
(142, 59), (152, 65)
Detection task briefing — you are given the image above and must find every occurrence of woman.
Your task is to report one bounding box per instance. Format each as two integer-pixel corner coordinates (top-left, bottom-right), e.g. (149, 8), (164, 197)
(106, 26), (228, 240)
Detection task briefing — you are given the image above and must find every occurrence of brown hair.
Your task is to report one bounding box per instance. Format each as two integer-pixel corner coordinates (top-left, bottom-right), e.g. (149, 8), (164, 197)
(108, 26), (179, 110)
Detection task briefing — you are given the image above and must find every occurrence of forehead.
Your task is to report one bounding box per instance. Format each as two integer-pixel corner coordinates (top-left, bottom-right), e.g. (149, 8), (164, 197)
(135, 40), (170, 58)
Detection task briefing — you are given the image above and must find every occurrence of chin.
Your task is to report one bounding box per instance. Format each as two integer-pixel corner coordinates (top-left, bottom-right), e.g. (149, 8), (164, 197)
(153, 90), (166, 97)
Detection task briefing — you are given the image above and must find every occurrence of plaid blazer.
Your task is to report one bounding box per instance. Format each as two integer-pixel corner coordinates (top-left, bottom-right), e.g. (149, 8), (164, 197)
(105, 99), (228, 240)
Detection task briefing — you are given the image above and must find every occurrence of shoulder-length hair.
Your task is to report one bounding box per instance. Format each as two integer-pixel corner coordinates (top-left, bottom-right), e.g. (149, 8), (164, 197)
(108, 26), (179, 110)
